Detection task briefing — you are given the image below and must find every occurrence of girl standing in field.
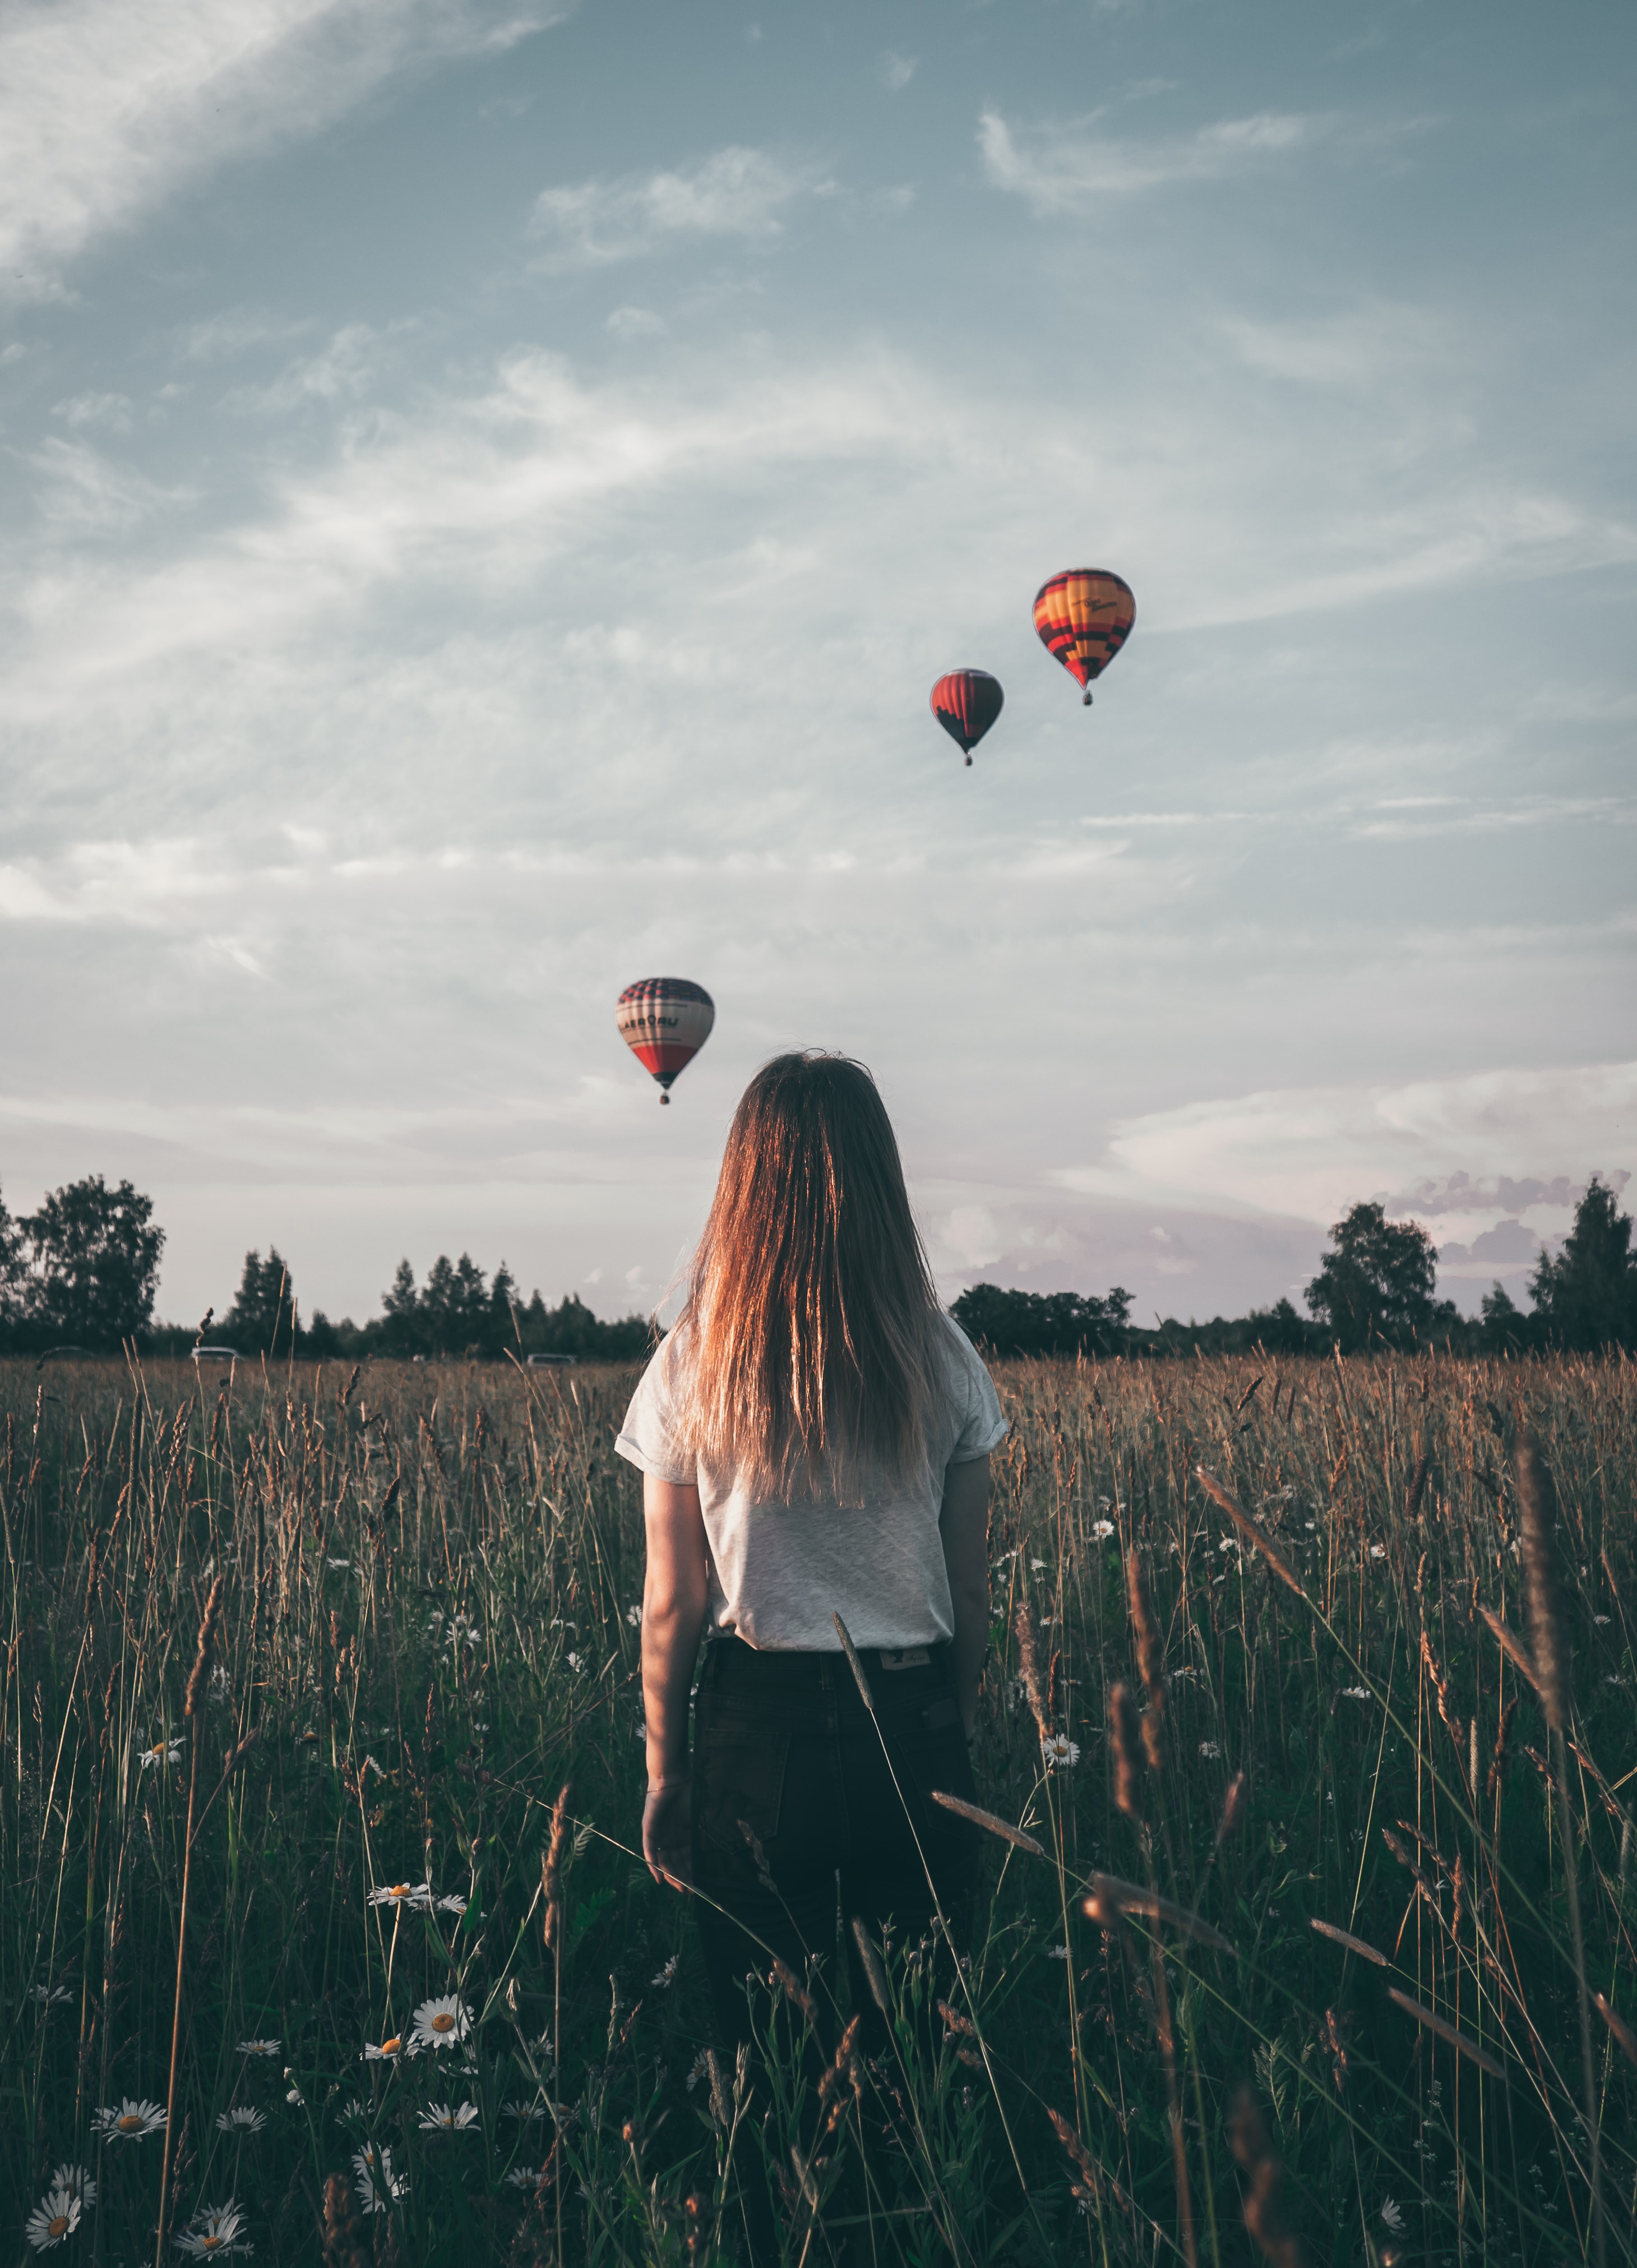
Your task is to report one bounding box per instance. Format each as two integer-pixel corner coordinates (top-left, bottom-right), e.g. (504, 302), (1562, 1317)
(615, 1052), (1006, 2235)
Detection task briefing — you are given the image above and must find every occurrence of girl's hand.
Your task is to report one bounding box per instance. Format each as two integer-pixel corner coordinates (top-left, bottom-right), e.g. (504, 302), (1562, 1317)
(642, 1780), (692, 1890)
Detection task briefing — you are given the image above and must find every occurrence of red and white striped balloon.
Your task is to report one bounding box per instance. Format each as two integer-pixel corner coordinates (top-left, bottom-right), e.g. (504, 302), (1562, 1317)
(616, 978), (715, 1104)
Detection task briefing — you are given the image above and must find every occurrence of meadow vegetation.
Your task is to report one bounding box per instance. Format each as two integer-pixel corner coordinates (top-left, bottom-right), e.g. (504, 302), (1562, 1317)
(3, 1348), (1633, 2265)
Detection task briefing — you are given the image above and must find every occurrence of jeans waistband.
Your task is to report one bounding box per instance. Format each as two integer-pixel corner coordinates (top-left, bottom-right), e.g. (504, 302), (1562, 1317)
(701, 1632), (952, 1694)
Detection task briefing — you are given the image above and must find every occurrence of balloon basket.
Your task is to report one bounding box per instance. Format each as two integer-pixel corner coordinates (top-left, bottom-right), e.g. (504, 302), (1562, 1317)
(659, 1093), (670, 1105)
(1083, 690), (1093, 706)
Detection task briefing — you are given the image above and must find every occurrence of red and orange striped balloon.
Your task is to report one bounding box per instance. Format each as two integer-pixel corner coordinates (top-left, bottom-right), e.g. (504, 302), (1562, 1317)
(617, 978), (715, 1104)
(1033, 570), (1135, 705)
(930, 669), (1005, 765)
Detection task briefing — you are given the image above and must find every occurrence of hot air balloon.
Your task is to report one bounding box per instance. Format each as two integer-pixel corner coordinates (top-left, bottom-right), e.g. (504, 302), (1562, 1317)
(617, 978), (715, 1104)
(1033, 570), (1135, 705)
(930, 669), (1004, 765)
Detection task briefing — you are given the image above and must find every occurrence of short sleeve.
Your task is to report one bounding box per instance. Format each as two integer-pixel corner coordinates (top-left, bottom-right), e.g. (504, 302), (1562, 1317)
(942, 1317), (1009, 1463)
(614, 1335), (696, 1485)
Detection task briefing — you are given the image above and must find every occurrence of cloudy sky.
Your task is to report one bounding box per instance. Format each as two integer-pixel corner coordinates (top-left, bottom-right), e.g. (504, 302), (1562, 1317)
(2, 0), (1632, 1332)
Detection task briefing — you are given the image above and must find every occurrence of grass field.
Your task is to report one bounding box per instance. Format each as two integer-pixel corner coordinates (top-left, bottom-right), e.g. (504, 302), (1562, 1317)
(3, 1348), (1633, 2265)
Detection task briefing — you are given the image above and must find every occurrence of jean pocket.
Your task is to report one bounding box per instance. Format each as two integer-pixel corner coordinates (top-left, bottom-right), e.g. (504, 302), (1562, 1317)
(695, 1720), (792, 1859)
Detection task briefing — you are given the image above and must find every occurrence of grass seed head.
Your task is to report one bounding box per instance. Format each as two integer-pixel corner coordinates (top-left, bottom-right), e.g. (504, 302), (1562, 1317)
(1516, 1430), (1570, 1730)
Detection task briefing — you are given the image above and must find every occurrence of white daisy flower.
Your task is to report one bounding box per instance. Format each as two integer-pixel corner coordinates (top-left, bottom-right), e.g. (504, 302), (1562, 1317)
(1379, 2199), (1404, 2233)
(1030, 1558), (1047, 1571)
(418, 2101), (479, 2131)
(1046, 1944), (1070, 1961)
(650, 1955), (679, 1988)
(1041, 1734), (1080, 1770)
(626, 1605), (642, 1628)
(284, 2085), (304, 2106)
(1594, 1614), (1611, 1625)
(1199, 1741), (1223, 1758)
(92, 2098), (167, 2141)
(410, 1993), (471, 2051)
(327, 1558), (350, 1570)
(685, 2050), (711, 2093)
(1340, 1687), (1370, 1702)
(340, 2098), (366, 2121)
(31, 1984), (72, 2007)
(25, 2188), (81, 2250)
(435, 1893), (468, 1915)
(235, 2040), (280, 2058)
(360, 1756), (385, 1780)
(362, 2035), (410, 2062)
(173, 2202), (252, 2255)
(503, 2166), (547, 2193)
(352, 2145), (403, 2214)
(1369, 1544), (1387, 1560)
(48, 2167), (94, 2207)
(215, 2108), (266, 2134)
(502, 2097), (546, 2122)
(209, 1665), (232, 1699)
(565, 1652), (584, 1672)
(140, 1739), (184, 1770)
(1089, 1520), (1116, 1541)
(367, 1882), (431, 1911)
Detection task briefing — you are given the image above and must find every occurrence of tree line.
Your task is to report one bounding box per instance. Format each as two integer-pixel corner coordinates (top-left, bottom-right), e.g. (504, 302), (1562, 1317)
(952, 1188), (1637, 1359)
(1, 1174), (1632, 1362)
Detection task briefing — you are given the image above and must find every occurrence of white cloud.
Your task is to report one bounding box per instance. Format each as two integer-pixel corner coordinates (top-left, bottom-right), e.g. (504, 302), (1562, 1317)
(1218, 302), (1449, 390)
(529, 147), (820, 265)
(979, 107), (1328, 209)
(52, 391), (135, 432)
(878, 51), (917, 93)
(27, 439), (192, 537)
(0, 0), (563, 302)
(1057, 1062), (1637, 1231)
(607, 305), (665, 339)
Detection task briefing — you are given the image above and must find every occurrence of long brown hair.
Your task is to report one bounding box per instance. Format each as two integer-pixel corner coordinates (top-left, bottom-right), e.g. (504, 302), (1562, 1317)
(675, 1053), (946, 1502)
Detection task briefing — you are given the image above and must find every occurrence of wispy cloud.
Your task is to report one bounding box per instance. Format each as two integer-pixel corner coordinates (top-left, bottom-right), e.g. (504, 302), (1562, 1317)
(529, 147), (824, 265)
(878, 51), (917, 93)
(0, 0), (563, 302)
(979, 106), (1329, 209)
(1056, 1062), (1637, 1230)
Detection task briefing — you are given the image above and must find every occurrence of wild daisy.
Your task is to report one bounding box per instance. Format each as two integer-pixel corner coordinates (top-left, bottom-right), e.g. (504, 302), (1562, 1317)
(352, 2145), (403, 2214)
(363, 2035), (410, 2062)
(684, 2051), (711, 2093)
(284, 2083), (304, 2106)
(565, 1652), (584, 1672)
(360, 1756), (385, 1781)
(650, 1955), (679, 1988)
(140, 1738), (184, 1770)
(367, 1881), (431, 1912)
(504, 2167), (547, 2194)
(173, 2202), (252, 2255)
(1046, 1944), (1070, 1961)
(502, 2098), (546, 2122)
(235, 2040), (280, 2058)
(25, 2187), (81, 2250)
(1199, 1741), (1223, 1758)
(92, 2098), (167, 2141)
(339, 2098), (366, 2122)
(48, 2167), (94, 2207)
(327, 1557), (350, 1570)
(411, 1993), (470, 2052)
(1340, 1687), (1370, 1702)
(1379, 2200), (1405, 2233)
(435, 1893), (468, 1915)
(625, 1604), (642, 1627)
(1369, 1544), (1387, 1560)
(1041, 1733), (1080, 1770)
(1089, 1520), (1116, 1542)
(215, 2108), (267, 2135)
(31, 1984), (72, 2008)
(418, 2101), (479, 2131)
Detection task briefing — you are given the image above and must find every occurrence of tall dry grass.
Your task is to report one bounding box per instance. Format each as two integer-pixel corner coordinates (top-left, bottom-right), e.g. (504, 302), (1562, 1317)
(2, 1347), (1633, 2263)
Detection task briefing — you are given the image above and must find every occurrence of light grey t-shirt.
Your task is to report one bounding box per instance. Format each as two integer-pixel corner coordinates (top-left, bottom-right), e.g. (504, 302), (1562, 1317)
(614, 1314), (1008, 1651)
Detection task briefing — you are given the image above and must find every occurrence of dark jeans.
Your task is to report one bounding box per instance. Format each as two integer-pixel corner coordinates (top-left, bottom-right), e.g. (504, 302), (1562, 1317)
(690, 1634), (979, 2053)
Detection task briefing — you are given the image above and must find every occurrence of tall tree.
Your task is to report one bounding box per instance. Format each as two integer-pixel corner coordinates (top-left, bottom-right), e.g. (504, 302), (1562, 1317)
(1527, 1177), (1636, 1350)
(21, 1175), (164, 1348)
(224, 1248), (299, 1356)
(1305, 1201), (1440, 1352)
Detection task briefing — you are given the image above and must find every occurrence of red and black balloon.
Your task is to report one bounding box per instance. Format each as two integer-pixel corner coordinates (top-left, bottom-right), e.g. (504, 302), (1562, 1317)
(930, 669), (1004, 765)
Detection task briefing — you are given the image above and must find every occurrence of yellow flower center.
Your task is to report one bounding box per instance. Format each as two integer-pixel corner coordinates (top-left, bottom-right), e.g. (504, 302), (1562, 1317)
(381, 2038), (400, 2055)
(49, 2216), (69, 2238)
(200, 2238), (223, 2251)
(117, 2114), (144, 2132)
(432, 2012), (455, 2033)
